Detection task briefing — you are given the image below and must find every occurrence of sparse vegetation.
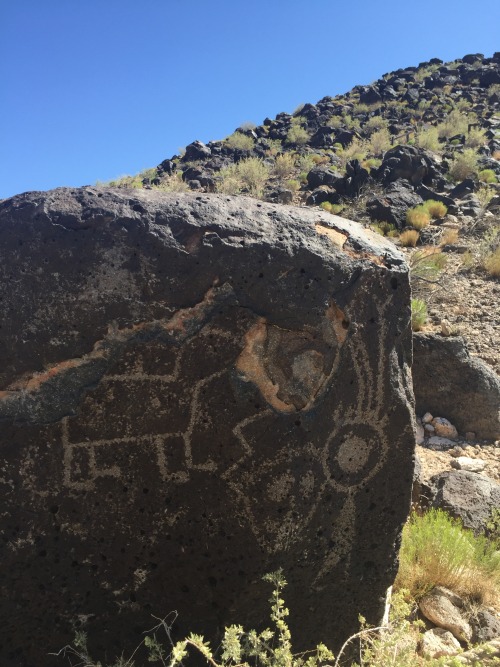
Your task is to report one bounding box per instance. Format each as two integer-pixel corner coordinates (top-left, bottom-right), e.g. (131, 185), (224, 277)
(286, 120), (310, 145)
(273, 153), (296, 178)
(415, 127), (441, 152)
(422, 200), (447, 219)
(400, 229), (419, 247)
(225, 131), (255, 151)
(478, 169), (498, 184)
(406, 205), (431, 230)
(217, 158), (270, 197)
(448, 148), (479, 181)
(411, 298), (428, 331)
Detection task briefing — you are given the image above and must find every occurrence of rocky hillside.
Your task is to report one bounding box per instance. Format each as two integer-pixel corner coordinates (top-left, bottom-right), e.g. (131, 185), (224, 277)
(108, 52), (500, 370)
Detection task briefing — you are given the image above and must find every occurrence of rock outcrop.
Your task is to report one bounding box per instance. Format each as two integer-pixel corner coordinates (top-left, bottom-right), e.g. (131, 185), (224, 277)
(412, 333), (500, 440)
(0, 188), (415, 666)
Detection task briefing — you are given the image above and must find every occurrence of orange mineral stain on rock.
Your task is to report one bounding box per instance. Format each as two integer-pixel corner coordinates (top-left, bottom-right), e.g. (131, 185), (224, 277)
(315, 224), (348, 248)
(325, 301), (349, 346)
(236, 318), (295, 413)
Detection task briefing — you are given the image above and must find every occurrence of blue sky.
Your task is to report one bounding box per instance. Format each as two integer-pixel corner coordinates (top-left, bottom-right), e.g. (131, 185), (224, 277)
(1, 0), (499, 200)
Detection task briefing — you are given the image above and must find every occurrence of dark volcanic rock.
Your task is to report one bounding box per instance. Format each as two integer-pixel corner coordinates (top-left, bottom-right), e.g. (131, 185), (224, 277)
(425, 470), (500, 534)
(412, 333), (500, 440)
(366, 180), (423, 229)
(0, 188), (415, 666)
(376, 145), (441, 187)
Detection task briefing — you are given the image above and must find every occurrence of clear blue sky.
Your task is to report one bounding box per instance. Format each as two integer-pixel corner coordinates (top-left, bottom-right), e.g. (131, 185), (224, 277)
(1, 0), (499, 200)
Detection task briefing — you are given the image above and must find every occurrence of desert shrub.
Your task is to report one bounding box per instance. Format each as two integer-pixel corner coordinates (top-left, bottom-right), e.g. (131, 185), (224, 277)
(156, 172), (191, 193)
(217, 158), (270, 198)
(437, 110), (469, 139)
(320, 201), (333, 213)
(422, 199), (447, 219)
(406, 205), (431, 230)
(371, 221), (397, 237)
(285, 120), (309, 145)
(400, 230), (419, 247)
(368, 128), (391, 156)
(483, 247), (500, 277)
(273, 153), (296, 178)
(238, 121), (257, 131)
(225, 131), (255, 151)
(311, 154), (329, 165)
(410, 248), (447, 283)
(362, 157), (382, 170)
(364, 115), (388, 134)
(286, 179), (300, 193)
(326, 114), (343, 129)
(476, 185), (496, 206)
(297, 154), (316, 173)
(465, 126), (487, 148)
(266, 139), (283, 157)
(416, 127), (440, 152)
(478, 168), (498, 184)
(337, 138), (368, 170)
(395, 509), (500, 607)
(108, 174), (144, 189)
(448, 148), (479, 181)
(411, 299), (428, 331)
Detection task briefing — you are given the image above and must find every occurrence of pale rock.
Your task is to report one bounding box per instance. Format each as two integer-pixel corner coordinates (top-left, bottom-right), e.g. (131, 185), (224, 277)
(419, 587), (472, 642)
(424, 423), (435, 434)
(441, 319), (453, 336)
(428, 435), (456, 450)
(451, 456), (487, 473)
(420, 627), (461, 658)
(416, 422), (425, 445)
(450, 445), (465, 457)
(422, 412), (434, 424)
(432, 417), (458, 439)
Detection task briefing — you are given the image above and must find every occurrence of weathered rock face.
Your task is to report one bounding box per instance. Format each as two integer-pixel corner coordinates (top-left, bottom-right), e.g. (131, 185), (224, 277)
(412, 333), (500, 440)
(0, 188), (415, 666)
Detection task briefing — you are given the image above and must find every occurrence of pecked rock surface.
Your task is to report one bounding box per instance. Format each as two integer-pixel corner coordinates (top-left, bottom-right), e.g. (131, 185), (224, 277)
(0, 187), (415, 666)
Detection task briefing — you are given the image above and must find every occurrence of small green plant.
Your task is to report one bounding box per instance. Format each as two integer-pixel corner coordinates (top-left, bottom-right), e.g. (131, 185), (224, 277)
(478, 169), (498, 184)
(320, 201), (333, 213)
(225, 131), (255, 151)
(169, 571), (335, 667)
(371, 221), (397, 237)
(286, 179), (301, 193)
(411, 298), (428, 331)
(410, 248), (447, 284)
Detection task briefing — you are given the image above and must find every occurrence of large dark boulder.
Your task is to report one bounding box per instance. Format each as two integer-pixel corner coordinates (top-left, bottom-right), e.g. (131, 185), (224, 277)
(366, 180), (423, 229)
(0, 188), (415, 666)
(376, 145), (442, 187)
(412, 334), (500, 440)
(424, 470), (500, 534)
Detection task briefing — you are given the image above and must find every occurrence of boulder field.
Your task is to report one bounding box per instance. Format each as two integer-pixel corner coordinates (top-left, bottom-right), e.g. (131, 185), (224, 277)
(0, 188), (415, 665)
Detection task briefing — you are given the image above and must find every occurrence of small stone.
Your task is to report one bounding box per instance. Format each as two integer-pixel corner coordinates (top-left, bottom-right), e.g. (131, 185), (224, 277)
(420, 628), (461, 659)
(419, 587), (472, 642)
(424, 423), (435, 434)
(416, 422), (425, 445)
(432, 417), (458, 440)
(428, 436), (455, 450)
(422, 412), (434, 424)
(441, 319), (453, 336)
(451, 456), (487, 473)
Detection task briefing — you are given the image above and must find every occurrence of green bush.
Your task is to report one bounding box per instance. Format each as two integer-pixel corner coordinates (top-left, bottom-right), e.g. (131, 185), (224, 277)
(286, 121), (309, 145)
(422, 200), (447, 219)
(478, 169), (498, 184)
(217, 158), (270, 198)
(395, 509), (500, 606)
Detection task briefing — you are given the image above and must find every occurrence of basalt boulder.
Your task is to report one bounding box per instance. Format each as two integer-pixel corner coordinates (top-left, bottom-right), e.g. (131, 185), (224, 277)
(0, 188), (415, 666)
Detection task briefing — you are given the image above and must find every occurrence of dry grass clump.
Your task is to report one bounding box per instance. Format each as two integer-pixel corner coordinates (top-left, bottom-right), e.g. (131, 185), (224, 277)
(395, 509), (500, 609)
(423, 199), (447, 219)
(368, 128), (391, 155)
(411, 299), (428, 331)
(406, 206), (431, 230)
(483, 247), (500, 277)
(440, 228), (459, 246)
(286, 120), (309, 145)
(400, 229), (419, 247)
(416, 127), (440, 152)
(217, 158), (270, 197)
(437, 110), (470, 139)
(465, 126), (487, 148)
(155, 172), (191, 193)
